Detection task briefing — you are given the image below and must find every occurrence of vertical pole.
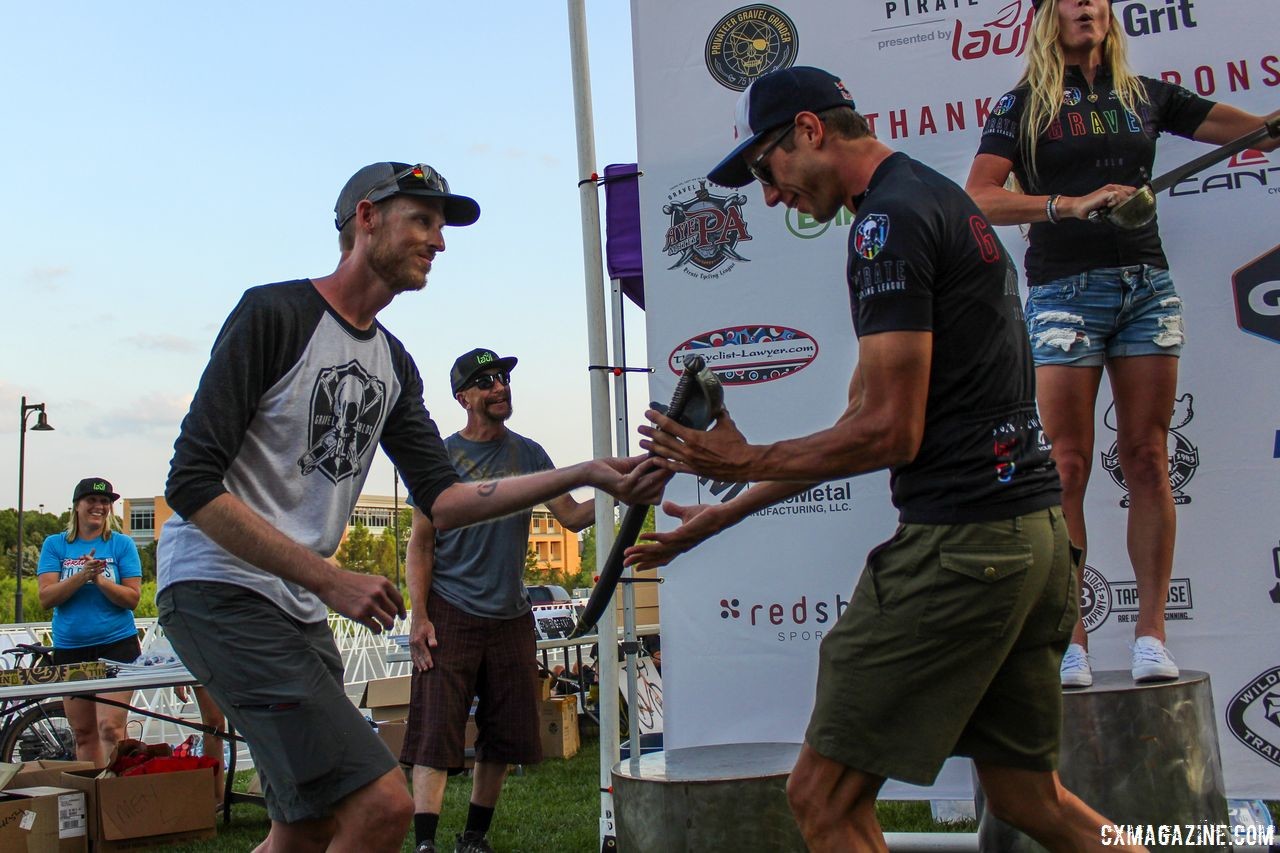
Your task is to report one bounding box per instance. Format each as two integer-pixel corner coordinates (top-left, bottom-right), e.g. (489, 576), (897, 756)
(15, 396), (28, 623)
(393, 472), (401, 591)
(565, 0), (620, 846)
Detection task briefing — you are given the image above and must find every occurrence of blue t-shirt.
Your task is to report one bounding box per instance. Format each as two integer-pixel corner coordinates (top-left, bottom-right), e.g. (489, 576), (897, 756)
(38, 533), (142, 649)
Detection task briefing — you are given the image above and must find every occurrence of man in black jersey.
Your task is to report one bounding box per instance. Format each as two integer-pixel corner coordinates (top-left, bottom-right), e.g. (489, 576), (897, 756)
(627, 69), (1143, 852)
(157, 162), (665, 853)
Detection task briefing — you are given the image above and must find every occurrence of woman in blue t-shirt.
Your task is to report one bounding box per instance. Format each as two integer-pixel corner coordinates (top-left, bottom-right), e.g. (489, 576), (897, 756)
(37, 476), (142, 765)
(966, 0), (1277, 689)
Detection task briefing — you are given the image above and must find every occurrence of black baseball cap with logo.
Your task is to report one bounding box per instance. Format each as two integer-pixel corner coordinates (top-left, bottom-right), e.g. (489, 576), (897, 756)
(707, 66), (858, 188)
(73, 477), (119, 503)
(450, 348), (519, 395)
(334, 162), (480, 230)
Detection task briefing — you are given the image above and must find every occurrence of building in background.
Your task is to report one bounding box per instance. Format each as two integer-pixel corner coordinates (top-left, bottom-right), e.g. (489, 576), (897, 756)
(121, 493), (581, 579)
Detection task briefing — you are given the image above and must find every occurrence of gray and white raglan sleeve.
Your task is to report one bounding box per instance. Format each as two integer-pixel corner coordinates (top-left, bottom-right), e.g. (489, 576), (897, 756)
(165, 281), (320, 519)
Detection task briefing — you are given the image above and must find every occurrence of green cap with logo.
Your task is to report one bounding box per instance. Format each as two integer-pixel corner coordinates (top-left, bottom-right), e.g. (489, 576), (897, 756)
(450, 348), (518, 394)
(73, 477), (119, 503)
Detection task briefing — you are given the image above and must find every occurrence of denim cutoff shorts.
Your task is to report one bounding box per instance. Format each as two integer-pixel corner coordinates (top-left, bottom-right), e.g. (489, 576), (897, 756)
(1025, 265), (1184, 367)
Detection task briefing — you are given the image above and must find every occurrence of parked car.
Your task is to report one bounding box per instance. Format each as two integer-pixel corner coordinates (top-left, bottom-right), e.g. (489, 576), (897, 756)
(525, 584), (571, 605)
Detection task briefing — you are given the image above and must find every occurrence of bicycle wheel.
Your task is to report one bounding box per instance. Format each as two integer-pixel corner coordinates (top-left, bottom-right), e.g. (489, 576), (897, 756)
(0, 700), (77, 762)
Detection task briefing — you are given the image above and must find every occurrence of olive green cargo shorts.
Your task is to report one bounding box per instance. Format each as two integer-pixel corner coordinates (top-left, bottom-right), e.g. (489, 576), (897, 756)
(805, 506), (1076, 785)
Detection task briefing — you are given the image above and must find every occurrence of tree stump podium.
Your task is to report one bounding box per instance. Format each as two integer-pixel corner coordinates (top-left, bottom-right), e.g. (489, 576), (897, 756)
(612, 742), (805, 852)
(978, 670), (1230, 853)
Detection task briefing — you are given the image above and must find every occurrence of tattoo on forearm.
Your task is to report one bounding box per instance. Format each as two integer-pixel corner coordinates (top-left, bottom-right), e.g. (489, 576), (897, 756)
(477, 482), (497, 497)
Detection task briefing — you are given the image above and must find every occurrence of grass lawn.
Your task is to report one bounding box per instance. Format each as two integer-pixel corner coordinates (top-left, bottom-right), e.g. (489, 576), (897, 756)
(164, 732), (977, 852)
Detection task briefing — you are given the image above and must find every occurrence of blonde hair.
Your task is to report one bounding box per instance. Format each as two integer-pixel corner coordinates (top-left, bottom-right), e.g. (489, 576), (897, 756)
(65, 498), (116, 542)
(1017, 0), (1148, 187)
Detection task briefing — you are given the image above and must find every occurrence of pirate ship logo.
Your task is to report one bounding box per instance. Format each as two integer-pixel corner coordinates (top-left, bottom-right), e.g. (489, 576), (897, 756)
(298, 360), (387, 485)
(704, 5), (798, 91)
(662, 179), (751, 279)
(1226, 666), (1280, 769)
(1101, 392), (1198, 506)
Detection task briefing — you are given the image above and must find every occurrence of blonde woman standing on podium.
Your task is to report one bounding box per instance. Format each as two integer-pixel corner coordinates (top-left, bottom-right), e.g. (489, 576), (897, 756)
(966, 0), (1278, 687)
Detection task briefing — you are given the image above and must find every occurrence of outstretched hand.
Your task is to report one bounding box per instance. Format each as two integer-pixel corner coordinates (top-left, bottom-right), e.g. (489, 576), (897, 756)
(638, 407), (755, 482)
(623, 501), (723, 571)
(599, 454), (673, 507)
(321, 569), (406, 635)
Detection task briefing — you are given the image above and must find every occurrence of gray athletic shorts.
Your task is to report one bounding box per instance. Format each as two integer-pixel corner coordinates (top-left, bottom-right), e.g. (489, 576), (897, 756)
(157, 581), (397, 823)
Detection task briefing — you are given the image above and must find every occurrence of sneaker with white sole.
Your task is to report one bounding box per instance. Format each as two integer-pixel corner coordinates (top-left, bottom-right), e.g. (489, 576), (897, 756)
(1060, 643), (1093, 688)
(1131, 636), (1179, 683)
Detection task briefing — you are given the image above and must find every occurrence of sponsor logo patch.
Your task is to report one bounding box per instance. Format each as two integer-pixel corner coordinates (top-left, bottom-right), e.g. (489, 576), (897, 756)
(1232, 244), (1280, 345)
(854, 214), (890, 260)
(668, 325), (817, 385)
(704, 5), (798, 91)
(662, 179), (752, 279)
(1226, 667), (1280, 768)
(992, 93), (1017, 116)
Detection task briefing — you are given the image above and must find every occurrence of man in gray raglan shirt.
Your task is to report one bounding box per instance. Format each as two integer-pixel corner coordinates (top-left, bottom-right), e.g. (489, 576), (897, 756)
(155, 162), (663, 853)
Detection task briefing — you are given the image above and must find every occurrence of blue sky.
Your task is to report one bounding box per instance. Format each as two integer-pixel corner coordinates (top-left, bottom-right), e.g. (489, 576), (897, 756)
(2, 2), (647, 513)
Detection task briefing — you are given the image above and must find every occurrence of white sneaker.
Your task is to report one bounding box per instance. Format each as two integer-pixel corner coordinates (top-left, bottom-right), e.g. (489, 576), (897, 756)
(1060, 643), (1093, 688)
(1131, 636), (1179, 683)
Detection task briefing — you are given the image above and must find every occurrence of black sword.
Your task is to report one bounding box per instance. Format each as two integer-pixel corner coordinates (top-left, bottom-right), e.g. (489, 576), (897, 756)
(568, 355), (711, 639)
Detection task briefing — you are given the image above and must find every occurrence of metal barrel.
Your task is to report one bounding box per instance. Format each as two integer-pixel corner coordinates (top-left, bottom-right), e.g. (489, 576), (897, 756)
(612, 743), (806, 852)
(978, 670), (1230, 853)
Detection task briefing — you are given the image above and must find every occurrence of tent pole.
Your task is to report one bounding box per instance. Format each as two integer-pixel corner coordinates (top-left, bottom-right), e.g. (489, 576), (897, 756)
(566, 0), (621, 846)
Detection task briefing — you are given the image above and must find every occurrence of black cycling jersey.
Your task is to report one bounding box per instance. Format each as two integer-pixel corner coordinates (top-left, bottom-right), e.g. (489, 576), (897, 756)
(847, 152), (1060, 524)
(977, 67), (1214, 286)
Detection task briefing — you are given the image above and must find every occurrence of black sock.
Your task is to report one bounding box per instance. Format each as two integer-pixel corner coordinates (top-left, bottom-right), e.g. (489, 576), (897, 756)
(465, 803), (495, 836)
(414, 812), (439, 846)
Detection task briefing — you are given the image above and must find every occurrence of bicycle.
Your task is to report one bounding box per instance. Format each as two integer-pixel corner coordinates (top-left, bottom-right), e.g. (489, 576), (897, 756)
(0, 642), (78, 762)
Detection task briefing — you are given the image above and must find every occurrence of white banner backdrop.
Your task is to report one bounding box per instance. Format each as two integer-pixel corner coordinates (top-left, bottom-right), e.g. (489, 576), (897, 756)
(630, 0), (1280, 798)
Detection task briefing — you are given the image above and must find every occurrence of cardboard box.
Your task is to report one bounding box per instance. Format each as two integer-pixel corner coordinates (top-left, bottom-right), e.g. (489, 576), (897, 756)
(0, 786), (88, 853)
(539, 695), (579, 760)
(538, 673), (553, 701)
(358, 675), (412, 721)
(376, 720), (407, 759)
(3, 762), (95, 791)
(60, 767), (215, 851)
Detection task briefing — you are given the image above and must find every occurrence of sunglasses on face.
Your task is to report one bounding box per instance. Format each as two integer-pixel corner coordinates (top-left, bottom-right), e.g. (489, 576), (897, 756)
(747, 124), (796, 187)
(365, 163), (450, 202)
(466, 372), (511, 391)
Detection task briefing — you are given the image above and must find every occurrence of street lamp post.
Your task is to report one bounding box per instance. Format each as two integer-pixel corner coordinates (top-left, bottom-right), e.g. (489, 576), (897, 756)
(15, 397), (54, 622)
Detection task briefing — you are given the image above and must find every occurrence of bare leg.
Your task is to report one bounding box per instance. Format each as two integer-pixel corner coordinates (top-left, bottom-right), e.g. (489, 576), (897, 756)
(411, 764), (448, 814)
(94, 689), (132, 766)
(785, 744), (888, 853)
(470, 760), (509, 808)
(251, 768), (412, 853)
(976, 763), (1148, 852)
(193, 687), (227, 804)
(63, 695), (102, 766)
(1106, 355), (1178, 642)
(1035, 364), (1104, 648)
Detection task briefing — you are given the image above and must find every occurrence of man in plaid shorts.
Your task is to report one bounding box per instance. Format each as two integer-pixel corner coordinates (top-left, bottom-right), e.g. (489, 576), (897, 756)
(401, 348), (599, 853)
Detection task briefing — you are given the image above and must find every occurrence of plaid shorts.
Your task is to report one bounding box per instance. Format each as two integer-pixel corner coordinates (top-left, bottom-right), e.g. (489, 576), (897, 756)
(400, 594), (542, 769)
